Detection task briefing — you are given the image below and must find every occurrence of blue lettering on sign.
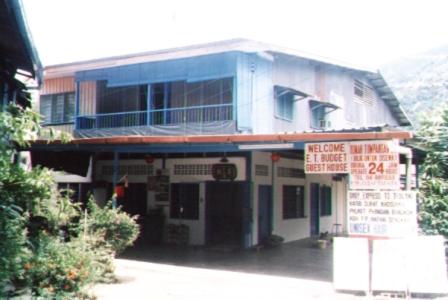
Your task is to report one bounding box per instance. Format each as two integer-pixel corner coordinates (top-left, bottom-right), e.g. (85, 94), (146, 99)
(372, 224), (387, 234)
(350, 223), (370, 234)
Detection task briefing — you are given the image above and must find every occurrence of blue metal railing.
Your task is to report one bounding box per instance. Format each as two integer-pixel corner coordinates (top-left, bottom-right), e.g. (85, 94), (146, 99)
(76, 104), (233, 130)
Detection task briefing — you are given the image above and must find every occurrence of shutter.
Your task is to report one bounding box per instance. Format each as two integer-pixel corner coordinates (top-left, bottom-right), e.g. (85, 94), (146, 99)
(40, 95), (52, 124)
(52, 94), (64, 123)
(64, 93), (75, 122)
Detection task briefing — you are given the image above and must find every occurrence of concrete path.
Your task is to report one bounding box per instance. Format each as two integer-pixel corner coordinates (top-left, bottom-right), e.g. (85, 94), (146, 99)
(93, 258), (353, 300)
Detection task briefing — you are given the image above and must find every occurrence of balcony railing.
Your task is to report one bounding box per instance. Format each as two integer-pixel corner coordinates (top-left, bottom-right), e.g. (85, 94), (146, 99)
(76, 104), (233, 130)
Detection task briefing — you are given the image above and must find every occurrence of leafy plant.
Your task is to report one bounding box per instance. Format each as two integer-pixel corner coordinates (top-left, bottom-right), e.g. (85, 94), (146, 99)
(25, 234), (97, 298)
(0, 104), (140, 298)
(417, 104), (448, 238)
(85, 199), (140, 254)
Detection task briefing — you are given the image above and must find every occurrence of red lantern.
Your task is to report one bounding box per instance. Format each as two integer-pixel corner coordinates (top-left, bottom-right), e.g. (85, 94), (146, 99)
(115, 185), (125, 198)
(271, 153), (280, 162)
(144, 155), (154, 164)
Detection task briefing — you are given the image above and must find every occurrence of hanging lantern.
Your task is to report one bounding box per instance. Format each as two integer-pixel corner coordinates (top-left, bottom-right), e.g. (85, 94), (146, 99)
(115, 185), (125, 198)
(271, 153), (281, 162)
(144, 155), (154, 164)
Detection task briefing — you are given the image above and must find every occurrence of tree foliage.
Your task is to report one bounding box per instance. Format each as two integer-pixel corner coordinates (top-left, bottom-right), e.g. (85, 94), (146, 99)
(417, 104), (448, 238)
(0, 105), (139, 298)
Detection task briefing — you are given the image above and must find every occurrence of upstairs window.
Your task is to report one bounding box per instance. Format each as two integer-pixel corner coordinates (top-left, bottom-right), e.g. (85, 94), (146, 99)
(40, 92), (75, 124)
(309, 100), (339, 130)
(275, 91), (294, 121)
(354, 79), (374, 106)
(310, 103), (327, 129)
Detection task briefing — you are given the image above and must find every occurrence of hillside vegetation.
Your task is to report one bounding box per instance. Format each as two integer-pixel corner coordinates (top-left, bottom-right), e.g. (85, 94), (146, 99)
(381, 45), (448, 127)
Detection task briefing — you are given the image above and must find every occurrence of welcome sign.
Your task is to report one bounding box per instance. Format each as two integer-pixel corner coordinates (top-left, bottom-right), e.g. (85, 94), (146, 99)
(305, 140), (400, 190)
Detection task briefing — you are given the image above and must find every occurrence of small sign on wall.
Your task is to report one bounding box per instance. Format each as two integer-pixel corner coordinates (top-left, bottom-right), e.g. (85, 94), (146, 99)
(347, 190), (417, 238)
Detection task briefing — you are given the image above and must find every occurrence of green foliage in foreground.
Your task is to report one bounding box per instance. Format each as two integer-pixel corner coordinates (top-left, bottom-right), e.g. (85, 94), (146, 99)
(417, 104), (448, 238)
(0, 105), (140, 298)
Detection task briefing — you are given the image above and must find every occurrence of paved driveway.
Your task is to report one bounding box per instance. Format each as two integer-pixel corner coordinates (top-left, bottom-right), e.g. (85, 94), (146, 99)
(93, 258), (348, 300)
(118, 238), (333, 282)
(93, 239), (350, 299)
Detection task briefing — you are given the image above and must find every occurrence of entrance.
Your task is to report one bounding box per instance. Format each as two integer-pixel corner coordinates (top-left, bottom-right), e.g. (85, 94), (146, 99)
(310, 183), (320, 236)
(205, 181), (249, 248)
(258, 185), (272, 244)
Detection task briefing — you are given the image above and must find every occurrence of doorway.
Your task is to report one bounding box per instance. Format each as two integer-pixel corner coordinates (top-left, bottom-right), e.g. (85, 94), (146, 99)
(258, 185), (272, 244)
(205, 181), (249, 247)
(310, 183), (320, 236)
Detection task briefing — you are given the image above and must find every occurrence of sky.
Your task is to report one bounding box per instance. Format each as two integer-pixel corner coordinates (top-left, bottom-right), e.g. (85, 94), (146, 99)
(22, 0), (448, 70)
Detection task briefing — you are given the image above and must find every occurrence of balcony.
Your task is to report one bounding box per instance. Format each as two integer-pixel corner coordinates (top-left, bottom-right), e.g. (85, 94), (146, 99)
(75, 104), (234, 136)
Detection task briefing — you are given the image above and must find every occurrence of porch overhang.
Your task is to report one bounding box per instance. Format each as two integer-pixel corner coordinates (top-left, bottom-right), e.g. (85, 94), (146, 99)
(29, 130), (413, 154)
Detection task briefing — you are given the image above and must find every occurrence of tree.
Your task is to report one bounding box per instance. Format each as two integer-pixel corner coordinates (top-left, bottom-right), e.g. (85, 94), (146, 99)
(0, 104), (139, 298)
(417, 104), (448, 238)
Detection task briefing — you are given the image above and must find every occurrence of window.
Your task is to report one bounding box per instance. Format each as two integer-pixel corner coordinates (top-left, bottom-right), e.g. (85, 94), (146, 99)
(310, 103), (327, 129)
(40, 92), (75, 124)
(151, 77), (233, 125)
(354, 79), (374, 106)
(97, 81), (148, 114)
(320, 185), (332, 216)
(170, 183), (200, 220)
(275, 91), (294, 121)
(282, 185), (305, 219)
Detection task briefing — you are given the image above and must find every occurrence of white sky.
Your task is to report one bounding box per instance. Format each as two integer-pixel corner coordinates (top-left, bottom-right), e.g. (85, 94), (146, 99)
(22, 0), (448, 69)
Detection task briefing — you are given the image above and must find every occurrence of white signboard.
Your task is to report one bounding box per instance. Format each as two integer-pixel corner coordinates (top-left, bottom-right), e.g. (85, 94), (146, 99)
(333, 237), (370, 292)
(304, 142), (348, 173)
(348, 140), (400, 190)
(305, 140), (400, 190)
(347, 190), (417, 238)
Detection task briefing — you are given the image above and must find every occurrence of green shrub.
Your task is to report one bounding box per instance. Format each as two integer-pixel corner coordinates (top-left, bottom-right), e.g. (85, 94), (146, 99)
(25, 234), (98, 298)
(0, 204), (31, 298)
(86, 200), (140, 254)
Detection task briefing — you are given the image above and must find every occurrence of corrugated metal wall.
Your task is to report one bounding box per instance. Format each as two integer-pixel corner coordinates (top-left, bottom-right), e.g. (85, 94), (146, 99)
(79, 81), (96, 115)
(41, 77), (75, 95)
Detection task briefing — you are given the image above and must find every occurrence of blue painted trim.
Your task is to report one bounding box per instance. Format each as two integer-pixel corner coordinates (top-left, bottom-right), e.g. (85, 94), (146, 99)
(30, 141), (305, 154)
(147, 84), (151, 126)
(232, 76), (237, 122)
(163, 82), (169, 124)
(75, 81), (80, 129)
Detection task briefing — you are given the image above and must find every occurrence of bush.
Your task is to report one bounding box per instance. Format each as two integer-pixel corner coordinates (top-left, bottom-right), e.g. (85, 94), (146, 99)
(85, 199), (140, 254)
(0, 204), (30, 297)
(0, 104), (140, 298)
(25, 234), (98, 299)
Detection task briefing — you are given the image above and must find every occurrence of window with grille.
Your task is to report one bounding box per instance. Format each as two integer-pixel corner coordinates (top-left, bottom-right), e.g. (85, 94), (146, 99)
(255, 164), (269, 176)
(173, 164), (212, 176)
(282, 185), (305, 219)
(278, 167), (305, 178)
(101, 164), (154, 176)
(40, 92), (75, 124)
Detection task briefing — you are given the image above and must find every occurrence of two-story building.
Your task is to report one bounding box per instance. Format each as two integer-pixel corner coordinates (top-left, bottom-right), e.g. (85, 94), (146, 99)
(30, 39), (413, 249)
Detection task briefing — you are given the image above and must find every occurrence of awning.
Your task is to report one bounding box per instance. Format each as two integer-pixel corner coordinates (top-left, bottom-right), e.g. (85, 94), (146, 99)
(309, 99), (341, 114)
(274, 85), (311, 101)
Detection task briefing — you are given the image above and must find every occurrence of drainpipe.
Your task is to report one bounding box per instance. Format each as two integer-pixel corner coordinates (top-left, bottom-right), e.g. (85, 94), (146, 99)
(397, 146), (413, 190)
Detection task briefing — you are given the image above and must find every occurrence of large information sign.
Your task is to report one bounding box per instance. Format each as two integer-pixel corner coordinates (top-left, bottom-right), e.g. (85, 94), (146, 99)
(305, 140), (400, 190)
(348, 141), (400, 190)
(305, 142), (348, 174)
(347, 190), (417, 238)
